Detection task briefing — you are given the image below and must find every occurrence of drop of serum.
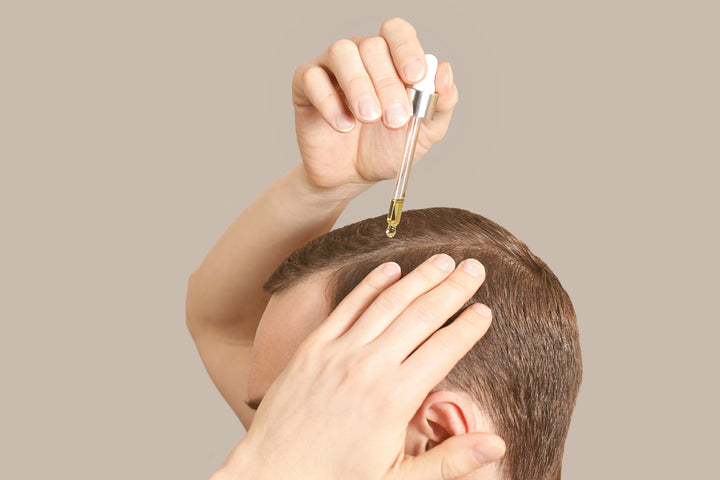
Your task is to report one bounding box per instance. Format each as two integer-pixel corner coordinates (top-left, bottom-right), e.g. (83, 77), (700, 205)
(385, 224), (397, 238)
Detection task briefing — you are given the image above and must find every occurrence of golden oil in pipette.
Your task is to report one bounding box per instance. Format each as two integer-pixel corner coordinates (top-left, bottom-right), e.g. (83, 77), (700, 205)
(385, 199), (404, 238)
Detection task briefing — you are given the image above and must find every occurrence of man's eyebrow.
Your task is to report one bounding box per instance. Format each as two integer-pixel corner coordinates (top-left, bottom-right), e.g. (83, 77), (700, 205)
(245, 396), (263, 411)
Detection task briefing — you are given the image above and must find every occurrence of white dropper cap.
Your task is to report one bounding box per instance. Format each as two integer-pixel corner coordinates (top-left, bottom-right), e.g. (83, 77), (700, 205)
(412, 54), (438, 93)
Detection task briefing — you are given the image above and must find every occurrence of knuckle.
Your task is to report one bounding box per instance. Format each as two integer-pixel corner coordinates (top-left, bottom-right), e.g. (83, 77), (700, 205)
(343, 353), (377, 381)
(373, 75), (402, 95)
(380, 17), (413, 37)
(417, 262), (443, 283)
(364, 270), (390, 293)
(300, 64), (323, 85)
(468, 305), (492, 326)
(346, 73), (369, 91)
(392, 38), (412, 52)
(446, 274), (475, 297)
(327, 38), (357, 60)
(433, 331), (456, 354)
(316, 349), (341, 376)
(413, 304), (440, 325)
(289, 346), (318, 376)
(359, 35), (388, 54)
(452, 311), (490, 344)
(379, 18), (394, 36)
(294, 61), (315, 82)
(440, 454), (462, 480)
(317, 91), (338, 109)
(295, 334), (322, 358)
(374, 290), (400, 313)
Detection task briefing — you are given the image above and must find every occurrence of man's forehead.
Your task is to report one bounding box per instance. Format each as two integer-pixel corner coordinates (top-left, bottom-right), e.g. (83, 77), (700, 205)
(247, 272), (334, 404)
(272, 272), (333, 312)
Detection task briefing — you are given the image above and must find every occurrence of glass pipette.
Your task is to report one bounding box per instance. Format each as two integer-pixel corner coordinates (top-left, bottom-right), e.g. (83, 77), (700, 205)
(386, 53), (440, 238)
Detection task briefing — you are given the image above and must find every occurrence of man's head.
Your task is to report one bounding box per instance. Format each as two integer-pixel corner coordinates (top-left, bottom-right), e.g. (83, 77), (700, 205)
(248, 207), (582, 480)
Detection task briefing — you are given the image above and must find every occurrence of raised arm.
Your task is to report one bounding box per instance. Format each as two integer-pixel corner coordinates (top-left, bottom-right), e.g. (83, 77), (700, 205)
(185, 17), (459, 428)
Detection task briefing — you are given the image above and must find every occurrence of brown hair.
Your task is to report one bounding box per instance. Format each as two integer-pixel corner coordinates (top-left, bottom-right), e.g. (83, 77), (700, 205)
(264, 207), (582, 480)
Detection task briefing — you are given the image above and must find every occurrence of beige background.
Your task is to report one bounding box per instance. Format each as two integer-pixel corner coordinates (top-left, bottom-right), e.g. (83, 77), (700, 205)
(1, 0), (718, 478)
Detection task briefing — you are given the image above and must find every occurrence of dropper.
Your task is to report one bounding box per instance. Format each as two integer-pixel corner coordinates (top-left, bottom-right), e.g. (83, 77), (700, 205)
(385, 53), (440, 238)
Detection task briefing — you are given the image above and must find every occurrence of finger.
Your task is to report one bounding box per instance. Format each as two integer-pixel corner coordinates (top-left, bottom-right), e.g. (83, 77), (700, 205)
(292, 61), (356, 132)
(414, 62), (458, 152)
(375, 259), (486, 362)
(358, 36), (412, 129)
(394, 433), (506, 480)
(426, 61), (459, 125)
(402, 303), (493, 391)
(379, 17), (426, 84)
(339, 254), (456, 346)
(409, 61), (459, 155)
(312, 262), (401, 341)
(317, 39), (382, 123)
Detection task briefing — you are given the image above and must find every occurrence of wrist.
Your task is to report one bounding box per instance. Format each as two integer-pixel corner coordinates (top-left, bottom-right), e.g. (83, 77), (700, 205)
(292, 164), (374, 205)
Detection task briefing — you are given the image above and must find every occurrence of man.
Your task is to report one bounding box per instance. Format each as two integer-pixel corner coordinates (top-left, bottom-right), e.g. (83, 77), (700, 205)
(186, 18), (581, 479)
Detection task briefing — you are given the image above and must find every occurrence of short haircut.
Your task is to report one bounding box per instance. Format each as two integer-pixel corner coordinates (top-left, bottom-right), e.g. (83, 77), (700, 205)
(264, 207), (582, 480)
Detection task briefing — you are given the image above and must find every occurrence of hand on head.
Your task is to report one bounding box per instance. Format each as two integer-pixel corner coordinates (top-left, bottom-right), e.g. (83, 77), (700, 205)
(217, 254), (505, 480)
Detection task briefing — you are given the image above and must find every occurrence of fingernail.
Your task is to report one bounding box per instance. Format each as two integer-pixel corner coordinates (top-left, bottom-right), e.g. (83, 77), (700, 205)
(472, 439), (506, 466)
(382, 262), (401, 276)
(433, 254), (455, 272)
(358, 95), (381, 121)
(385, 103), (410, 128)
(402, 59), (424, 83)
(462, 259), (484, 277)
(335, 113), (355, 132)
(471, 303), (492, 318)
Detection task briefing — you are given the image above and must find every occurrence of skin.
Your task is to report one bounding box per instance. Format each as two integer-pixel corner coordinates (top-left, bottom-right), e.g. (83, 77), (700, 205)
(246, 274), (334, 404)
(219, 257), (505, 480)
(186, 17), (504, 479)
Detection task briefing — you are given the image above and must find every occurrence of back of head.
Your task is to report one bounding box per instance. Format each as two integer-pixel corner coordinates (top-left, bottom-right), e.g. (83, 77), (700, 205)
(265, 207), (582, 480)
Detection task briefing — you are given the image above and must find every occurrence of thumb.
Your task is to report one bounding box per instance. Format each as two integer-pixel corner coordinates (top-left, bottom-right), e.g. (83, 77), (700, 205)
(397, 433), (506, 480)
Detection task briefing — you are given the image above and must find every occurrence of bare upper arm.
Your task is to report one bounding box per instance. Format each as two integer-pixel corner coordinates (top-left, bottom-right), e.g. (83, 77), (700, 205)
(189, 327), (256, 430)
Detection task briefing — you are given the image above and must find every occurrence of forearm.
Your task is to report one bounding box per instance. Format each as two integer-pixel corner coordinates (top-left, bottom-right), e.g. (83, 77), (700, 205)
(186, 164), (365, 338)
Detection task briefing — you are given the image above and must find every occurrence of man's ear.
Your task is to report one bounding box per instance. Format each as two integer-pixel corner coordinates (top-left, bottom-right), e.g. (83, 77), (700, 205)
(405, 389), (485, 455)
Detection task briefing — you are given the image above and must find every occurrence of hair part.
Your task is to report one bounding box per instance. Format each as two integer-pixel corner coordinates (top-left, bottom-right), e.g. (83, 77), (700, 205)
(264, 207), (582, 480)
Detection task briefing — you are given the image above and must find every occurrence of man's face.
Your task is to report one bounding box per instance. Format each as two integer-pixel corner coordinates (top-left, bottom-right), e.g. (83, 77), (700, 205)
(247, 274), (331, 406)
